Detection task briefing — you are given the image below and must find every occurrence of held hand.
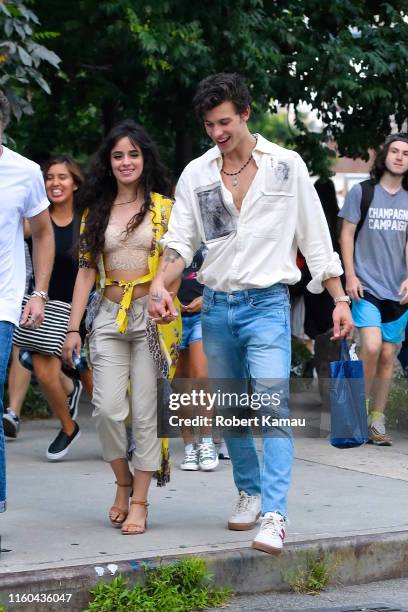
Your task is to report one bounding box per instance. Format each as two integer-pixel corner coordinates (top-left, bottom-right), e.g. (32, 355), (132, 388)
(20, 296), (45, 329)
(399, 279), (408, 305)
(181, 296), (203, 314)
(148, 282), (178, 324)
(345, 274), (363, 301)
(331, 302), (354, 341)
(62, 332), (82, 369)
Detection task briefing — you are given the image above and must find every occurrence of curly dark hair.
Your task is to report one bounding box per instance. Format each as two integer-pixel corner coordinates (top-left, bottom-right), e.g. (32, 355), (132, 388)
(42, 155), (84, 213)
(79, 120), (171, 261)
(370, 133), (408, 190)
(193, 73), (252, 117)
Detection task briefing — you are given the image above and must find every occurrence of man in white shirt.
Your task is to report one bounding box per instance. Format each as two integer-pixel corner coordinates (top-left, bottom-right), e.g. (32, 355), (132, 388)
(149, 73), (353, 554)
(0, 90), (54, 512)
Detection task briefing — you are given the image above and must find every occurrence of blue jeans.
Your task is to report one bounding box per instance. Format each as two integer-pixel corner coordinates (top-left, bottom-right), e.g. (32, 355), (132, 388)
(201, 284), (293, 517)
(0, 321), (14, 512)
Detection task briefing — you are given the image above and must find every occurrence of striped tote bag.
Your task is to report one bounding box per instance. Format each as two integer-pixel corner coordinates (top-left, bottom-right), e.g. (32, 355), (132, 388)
(13, 296), (71, 358)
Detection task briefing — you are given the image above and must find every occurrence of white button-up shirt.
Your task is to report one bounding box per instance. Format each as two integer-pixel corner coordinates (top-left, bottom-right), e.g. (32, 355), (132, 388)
(163, 134), (343, 293)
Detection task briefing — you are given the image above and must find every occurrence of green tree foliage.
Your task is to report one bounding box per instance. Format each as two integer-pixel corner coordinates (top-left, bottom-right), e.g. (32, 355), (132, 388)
(0, 0), (60, 119)
(8, 1), (408, 175)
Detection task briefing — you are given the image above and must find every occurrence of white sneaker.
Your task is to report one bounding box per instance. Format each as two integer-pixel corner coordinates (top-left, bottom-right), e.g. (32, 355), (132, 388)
(228, 491), (261, 531)
(252, 511), (286, 555)
(180, 445), (199, 471)
(368, 413), (392, 446)
(198, 441), (219, 471)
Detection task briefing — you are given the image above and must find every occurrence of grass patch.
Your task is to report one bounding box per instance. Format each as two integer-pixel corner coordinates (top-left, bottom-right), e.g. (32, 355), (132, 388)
(85, 557), (232, 612)
(284, 551), (334, 595)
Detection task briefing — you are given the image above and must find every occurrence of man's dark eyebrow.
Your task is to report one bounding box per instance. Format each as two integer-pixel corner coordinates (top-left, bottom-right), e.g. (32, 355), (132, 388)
(205, 116), (231, 123)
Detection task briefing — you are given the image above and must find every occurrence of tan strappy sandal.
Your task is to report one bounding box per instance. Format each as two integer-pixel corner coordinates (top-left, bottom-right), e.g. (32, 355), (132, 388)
(109, 481), (133, 528)
(121, 500), (149, 535)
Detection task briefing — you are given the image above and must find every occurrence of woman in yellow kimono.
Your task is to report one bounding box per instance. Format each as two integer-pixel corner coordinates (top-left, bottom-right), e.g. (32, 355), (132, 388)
(63, 120), (180, 535)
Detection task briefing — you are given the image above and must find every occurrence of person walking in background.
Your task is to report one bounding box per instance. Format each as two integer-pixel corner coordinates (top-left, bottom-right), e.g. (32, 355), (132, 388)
(299, 178), (345, 410)
(0, 90), (54, 511)
(14, 156), (88, 460)
(63, 120), (181, 535)
(3, 243), (34, 439)
(340, 134), (408, 446)
(176, 244), (219, 472)
(149, 73), (353, 554)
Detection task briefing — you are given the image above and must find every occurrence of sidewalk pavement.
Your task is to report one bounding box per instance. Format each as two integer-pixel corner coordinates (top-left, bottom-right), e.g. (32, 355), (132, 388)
(1, 388), (408, 609)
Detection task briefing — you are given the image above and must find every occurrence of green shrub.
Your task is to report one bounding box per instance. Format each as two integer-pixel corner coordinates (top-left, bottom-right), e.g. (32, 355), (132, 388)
(386, 376), (408, 430)
(290, 338), (312, 378)
(85, 557), (232, 612)
(3, 381), (51, 420)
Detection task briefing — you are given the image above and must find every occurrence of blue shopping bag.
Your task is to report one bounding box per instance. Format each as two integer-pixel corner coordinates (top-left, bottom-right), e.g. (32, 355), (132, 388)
(329, 339), (368, 448)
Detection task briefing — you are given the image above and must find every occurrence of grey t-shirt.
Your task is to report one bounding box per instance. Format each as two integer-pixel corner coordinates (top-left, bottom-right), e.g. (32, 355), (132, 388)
(339, 183), (408, 301)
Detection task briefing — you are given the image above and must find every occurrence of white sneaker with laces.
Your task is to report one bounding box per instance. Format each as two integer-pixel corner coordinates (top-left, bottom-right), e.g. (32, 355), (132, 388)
(198, 441), (219, 471)
(228, 490), (261, 531)
(368, 413), (392, 446)
(252, 511), (286, 554)
(180, 445), (199, 471)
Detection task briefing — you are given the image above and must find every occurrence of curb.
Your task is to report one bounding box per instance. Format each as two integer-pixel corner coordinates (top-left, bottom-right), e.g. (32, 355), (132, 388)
(2, 530), (408, 611)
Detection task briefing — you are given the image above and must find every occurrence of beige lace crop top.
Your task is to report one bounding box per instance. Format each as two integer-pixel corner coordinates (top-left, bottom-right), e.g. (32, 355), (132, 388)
(104, 212), (153, 272)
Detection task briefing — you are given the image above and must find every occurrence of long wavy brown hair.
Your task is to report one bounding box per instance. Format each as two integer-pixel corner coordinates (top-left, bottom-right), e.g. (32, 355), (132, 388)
(370, 133), (408, 190)
(79, 120), (171, 262)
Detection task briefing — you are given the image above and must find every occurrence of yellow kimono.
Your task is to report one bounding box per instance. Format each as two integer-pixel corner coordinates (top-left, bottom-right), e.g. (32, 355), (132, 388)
(79, 192), (181, 485)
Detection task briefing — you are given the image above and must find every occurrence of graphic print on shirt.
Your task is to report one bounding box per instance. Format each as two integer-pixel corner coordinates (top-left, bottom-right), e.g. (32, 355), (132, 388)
(367, 206), (408, 232)
(194, 182), (236, 242)
(265, 156), (295, 195)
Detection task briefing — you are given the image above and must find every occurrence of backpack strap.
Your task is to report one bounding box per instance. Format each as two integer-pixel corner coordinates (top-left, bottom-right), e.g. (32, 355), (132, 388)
(354, 179), (375, 243)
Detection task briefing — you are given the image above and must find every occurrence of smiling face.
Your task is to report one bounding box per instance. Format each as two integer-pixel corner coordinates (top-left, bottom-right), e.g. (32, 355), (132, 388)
(203, 100), (250, 155)
(110, 136), (144, 188)
(385, 140), (408, 177)
(45, 162), (77, 207)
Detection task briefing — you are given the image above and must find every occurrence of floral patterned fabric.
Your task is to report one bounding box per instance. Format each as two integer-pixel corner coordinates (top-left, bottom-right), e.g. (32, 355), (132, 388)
(80, 192), (181, 485)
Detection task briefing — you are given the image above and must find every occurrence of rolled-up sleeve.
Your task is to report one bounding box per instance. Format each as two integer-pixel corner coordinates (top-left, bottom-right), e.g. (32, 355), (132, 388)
(295, 157), (343, 294)
(162, 174), (201, 268)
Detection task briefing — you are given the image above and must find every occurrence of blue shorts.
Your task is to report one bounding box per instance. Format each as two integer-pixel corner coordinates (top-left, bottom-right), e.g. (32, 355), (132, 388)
(180, 313), (202, 350)
(352, 298), (408, 343)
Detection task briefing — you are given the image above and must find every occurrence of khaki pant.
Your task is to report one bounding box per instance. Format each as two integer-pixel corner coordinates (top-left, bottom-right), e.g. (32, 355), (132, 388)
(89, 296), (161, 471)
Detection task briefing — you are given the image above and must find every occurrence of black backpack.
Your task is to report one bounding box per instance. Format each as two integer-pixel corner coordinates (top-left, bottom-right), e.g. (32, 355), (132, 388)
(354, 179), (376, 243)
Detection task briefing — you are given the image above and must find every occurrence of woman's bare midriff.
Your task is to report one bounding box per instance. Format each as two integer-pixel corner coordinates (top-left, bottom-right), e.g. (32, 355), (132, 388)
(103, 267), (150, 303)
(103, 268), (182, 304)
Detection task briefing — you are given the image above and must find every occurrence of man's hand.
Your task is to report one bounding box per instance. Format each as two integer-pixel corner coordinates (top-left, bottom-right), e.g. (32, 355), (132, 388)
(181, 296), (202, 314)
(148, 281), (178, 324)
(399, 279), (408, 305)
(331, 303), (354, 340)
(20, 296), (45, 329)
(345, 273), (363, 301)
